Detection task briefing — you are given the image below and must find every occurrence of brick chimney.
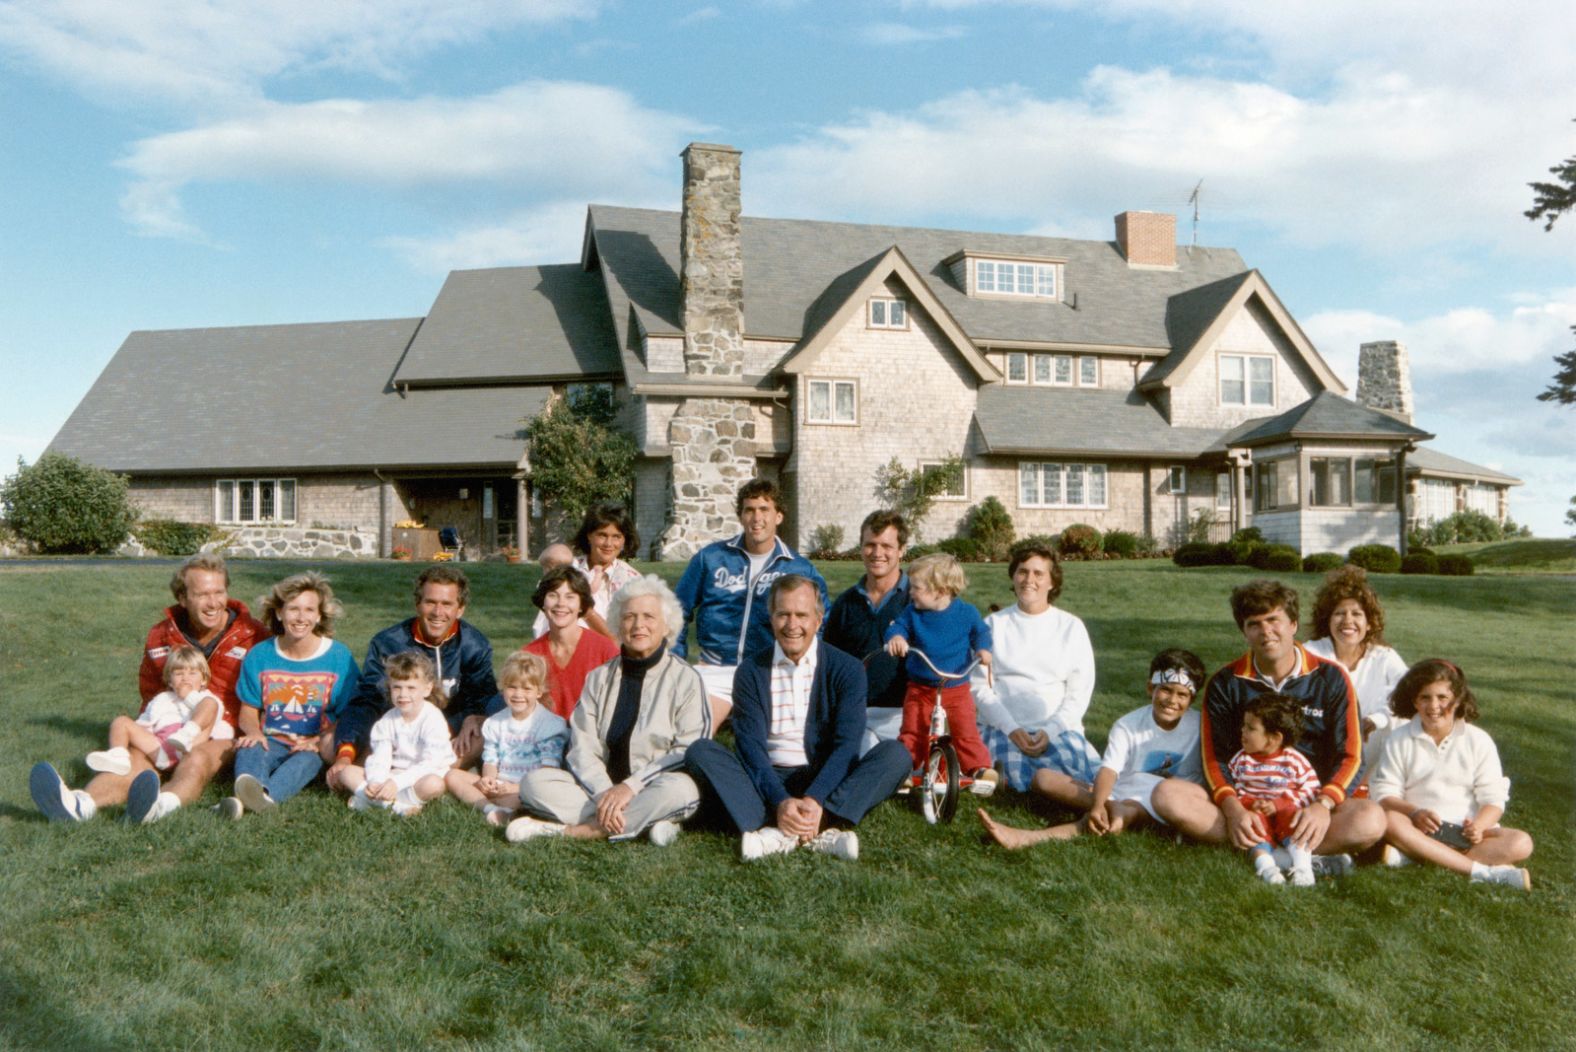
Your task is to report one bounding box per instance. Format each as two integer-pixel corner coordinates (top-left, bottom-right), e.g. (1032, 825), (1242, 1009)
(1114, 211), (1176, 268)
(656, 143), (758, 560)
(1355, 340), (1414, 423)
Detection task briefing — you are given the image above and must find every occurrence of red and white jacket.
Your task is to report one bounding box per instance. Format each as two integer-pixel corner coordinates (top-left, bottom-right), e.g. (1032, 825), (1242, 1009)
(137, 599), (268, 728)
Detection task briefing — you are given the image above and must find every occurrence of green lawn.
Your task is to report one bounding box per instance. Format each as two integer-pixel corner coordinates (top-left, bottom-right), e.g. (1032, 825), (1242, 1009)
(1438, 537), (1576, 575)
(2, 559), (1573, 1051)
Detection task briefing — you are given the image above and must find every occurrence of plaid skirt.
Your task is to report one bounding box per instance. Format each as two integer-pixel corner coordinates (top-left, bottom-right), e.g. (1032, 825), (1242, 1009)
(983, 725), (1101, 793)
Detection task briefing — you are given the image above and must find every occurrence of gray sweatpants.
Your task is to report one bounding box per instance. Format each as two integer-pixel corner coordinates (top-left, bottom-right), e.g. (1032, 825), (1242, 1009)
(517, 768), (699, 841)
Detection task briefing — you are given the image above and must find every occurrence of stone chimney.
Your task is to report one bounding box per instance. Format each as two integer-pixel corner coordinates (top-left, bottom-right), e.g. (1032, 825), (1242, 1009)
(655, 143), (758, 560)
(1355, 340), (1414, 423)
(1114, 211), (1176, 267)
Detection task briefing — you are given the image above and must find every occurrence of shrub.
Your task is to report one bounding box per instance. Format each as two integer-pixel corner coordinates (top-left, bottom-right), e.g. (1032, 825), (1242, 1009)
(937, 537), (982, 562)
(1184, 508), (1217, 544)
(1059, 523), (1103, 559)
(1408, 546), (1434, 557)
(1414, 510), (1506, 546)
(904, 542), (938, 561)
(1135, 533), (1161, 558)
(1173, 542), (1234, 567)
(806, 524), (845, 560)
(872, 455), (963, 535)
(1224, 540), (1259, 565)
(1102, 529), (1140, 559)
(1436, 553), (1475, 576)
(965, 497), (1016, 562)
(1401, 552), (1439, 575)
(1, 453), (136, 554)
(134, 519), (224, 556)
(1230, 526), (1264, 544)
(1302, 552), (1345, 573)
(1248, 544), (1300, 571)
(524, 387), (637, 528)
(1348, 544), (1402, 573)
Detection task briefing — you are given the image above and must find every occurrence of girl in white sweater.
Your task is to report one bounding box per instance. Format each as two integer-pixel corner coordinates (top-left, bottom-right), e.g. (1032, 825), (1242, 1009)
(1370, 659), (1533, 890)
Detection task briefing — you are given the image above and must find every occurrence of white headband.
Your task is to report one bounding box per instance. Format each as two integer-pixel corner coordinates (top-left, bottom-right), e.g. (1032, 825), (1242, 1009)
(1150, 668), (1199, 692)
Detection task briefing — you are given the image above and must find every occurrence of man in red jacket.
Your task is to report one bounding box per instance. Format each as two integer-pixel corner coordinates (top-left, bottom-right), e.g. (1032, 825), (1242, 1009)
(31, 554), (267, 824)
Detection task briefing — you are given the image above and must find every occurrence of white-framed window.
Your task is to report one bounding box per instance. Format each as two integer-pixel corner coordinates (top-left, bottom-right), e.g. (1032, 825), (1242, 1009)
(1465, 483), (1498, 516)
(1168, 466), (1187, 494)
(1019, 462), (1108, 509)
(1033, 354), (1053, 384)
(869, 297), (907, 329)
(976, 259), (1058, 299)
(216, 478), (296, 524)
(1079, 356), (1099, 387)
(1006, 352), (1029, 384)
(1220, 353), (1275, 407)
(921, 460), (968, 501)
(1309, 457), (1352, 507)
(1054, 354), (1074, 385)
(1416, 479), (1454, 522)
(806, 378), (858, 424)
(1354, 458), (1397, 504)
(1216, 470), (1232, 508)
(1254, 458), (1297, 512)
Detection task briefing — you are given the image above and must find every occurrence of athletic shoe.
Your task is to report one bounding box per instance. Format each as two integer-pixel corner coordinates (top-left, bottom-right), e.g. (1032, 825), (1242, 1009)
(1313, 853), (1356, 877)
(30, 762), (88, 823)
(234, 773), (277, 814)
(740, 825), (799, 861)
(86, 747), (133, 776)
(347, 786), (375, 812)
(390, 801), (423, 817)
(215, 797), (244, 820)
(505, 816), (566, 843)
(1257, 866), (1286, 885)
(125, 770), (162, 824)
(1480, 865), (1532, 891)
(167, 722), (202, 756)
(648, 820), (682, 847)
(968, 768), (1001, 797)
(805, 828), (859, 861)
(1380, 845), (1412, 868)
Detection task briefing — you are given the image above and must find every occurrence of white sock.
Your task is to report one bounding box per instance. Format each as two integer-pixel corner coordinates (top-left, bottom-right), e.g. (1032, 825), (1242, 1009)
(483, 803), (511, 817)
(396, 786), (423, 809)
(1469, 861), (1491, 882)
(74, 790), (98, 821)
(1253, 850), (1279, 874)
(1287, 844), (1313, 872)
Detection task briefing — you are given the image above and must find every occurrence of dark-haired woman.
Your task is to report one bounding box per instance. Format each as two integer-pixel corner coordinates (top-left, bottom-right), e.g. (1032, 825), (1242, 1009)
(1304, 565), (1408, 779)
(521, 566), (619, 720)
(530, 505), (642, 639)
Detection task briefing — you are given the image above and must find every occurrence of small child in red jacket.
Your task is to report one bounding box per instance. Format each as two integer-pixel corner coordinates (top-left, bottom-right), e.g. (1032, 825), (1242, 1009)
(1228, 692), (1320, 886)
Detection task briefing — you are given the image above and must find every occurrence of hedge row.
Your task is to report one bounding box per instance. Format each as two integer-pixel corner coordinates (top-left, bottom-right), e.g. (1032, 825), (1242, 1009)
(1174, 537), (1474, 576)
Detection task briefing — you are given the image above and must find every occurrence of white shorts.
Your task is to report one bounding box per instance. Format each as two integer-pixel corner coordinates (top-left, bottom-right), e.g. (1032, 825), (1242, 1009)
(1110, 772), (1167, 823)
(861, 707), (903, 755)
(696, 664), (738, 706)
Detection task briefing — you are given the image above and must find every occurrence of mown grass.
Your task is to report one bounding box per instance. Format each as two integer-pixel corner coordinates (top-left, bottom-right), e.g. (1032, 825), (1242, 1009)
(1438, 537), (1576, 575)
(2, 559), (1572, 1051)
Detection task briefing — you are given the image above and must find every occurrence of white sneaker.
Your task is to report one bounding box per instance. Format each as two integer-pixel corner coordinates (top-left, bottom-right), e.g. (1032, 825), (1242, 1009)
(391, 801), (424, 817)
(167, 722), (202, 756)
(806, 828), (859, 861)
(30, 762), (90, 823)
(215, 797), (244, 820)
(1477, 865), (1531, 891)
(505, 816), (566, 843)
(86, 747), (133, 776)
(347, 786), (376, 812)
(1312, 852), (1356, 877)
(969, 769), (1001, 798)
(234, 773), (277, 814)
(648, 820), (682, 847)
(1254, 856), (1286, 885)
(1289, 865), (1315, 887)
(740, 825), (799, 861)
(1380, 845), (1412, 869)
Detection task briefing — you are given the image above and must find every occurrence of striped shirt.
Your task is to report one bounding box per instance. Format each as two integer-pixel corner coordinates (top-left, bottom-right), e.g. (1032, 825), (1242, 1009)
(766, 639), (817, 767)
(1227, 748), (1320, 811)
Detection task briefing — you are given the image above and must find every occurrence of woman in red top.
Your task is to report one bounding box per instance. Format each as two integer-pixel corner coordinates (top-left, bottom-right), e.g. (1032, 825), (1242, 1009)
(522, 566), (620, 719)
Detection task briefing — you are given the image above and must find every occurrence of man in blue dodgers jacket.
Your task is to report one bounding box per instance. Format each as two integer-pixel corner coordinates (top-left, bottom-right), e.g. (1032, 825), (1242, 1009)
(672, 478), (828, 726)
(327, 565), (500, 789)
(686, 574), (911, 861)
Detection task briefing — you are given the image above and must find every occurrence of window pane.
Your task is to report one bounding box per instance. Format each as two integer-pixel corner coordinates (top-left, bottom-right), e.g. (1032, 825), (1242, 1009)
(1033, 354), (1052, 383)
(834, 382), (855, 422)
(1054, 355), (1072, 384)
(1019, 462), (1039, 505)
(217, 480), (234, 522)
(1354, 459), (1375, 503)
(1008, 353), (1027, 382)
(977, 261), (994, 292)
(1216, 471), (1232, 508)
(259, 480), (275, 520)
(1080, 357), (1098, 386)
(280, 479), (296, 521)
(870, 300), (886, 326)
(889, 300), (905, 326)
(239, 481), (255, 522)
(1089, 465), (1107, 506)
(809, 381), (829, 421)
(1249, 357), (1274, 405)
(1221, 355), (1245, 404)
(1036, 266), (1055, 297)
(1377, 462), (1396, 503)
(1169, 466), (1186, 493)
(1043, 463), (1062, 506)
(1066, 464), (1085, 506)
(1277, 460), (1299, 507)
(1255, 462), (1275, 511)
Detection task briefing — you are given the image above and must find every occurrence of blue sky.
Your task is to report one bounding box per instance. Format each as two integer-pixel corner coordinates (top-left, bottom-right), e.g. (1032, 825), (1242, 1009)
(1, 0), (1572, 532)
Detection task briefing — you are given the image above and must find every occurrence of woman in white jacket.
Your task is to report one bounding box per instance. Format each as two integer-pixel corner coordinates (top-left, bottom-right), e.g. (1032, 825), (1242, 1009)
(971, 542), (1100, 797)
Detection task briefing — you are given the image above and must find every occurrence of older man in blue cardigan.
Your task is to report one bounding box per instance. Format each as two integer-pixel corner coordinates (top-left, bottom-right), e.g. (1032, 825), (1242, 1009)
(686, 574), (912, 861)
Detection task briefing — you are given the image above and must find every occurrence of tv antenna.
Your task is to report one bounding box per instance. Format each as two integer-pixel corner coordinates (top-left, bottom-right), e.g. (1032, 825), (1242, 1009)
(1187, 179), (1203, 249)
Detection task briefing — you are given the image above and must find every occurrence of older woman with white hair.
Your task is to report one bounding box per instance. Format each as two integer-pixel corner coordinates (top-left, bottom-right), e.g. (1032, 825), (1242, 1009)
(507, 574), (710, 846)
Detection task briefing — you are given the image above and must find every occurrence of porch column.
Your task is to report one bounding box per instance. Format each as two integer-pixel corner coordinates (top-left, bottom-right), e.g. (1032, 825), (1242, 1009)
(1395, 447), (1409, 556)
(1233, 456), (1250, 532)
(516, 477), (530, 557)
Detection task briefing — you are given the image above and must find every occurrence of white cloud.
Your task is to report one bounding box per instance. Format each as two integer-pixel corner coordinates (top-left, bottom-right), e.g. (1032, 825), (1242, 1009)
(116, 81), (705, 239)
(0, 0), (600, 107)
(861, 22), (966, 45)
(677, 6), (722, 25)
(381, 199), (602, 272)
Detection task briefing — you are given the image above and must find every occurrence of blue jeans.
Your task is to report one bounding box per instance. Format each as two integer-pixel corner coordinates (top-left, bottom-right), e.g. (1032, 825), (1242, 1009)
(233, 737), (324, 803)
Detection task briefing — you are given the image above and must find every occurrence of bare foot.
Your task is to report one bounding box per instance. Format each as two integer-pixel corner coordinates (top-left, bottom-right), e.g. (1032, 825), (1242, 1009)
(978, 808), (1047, 850)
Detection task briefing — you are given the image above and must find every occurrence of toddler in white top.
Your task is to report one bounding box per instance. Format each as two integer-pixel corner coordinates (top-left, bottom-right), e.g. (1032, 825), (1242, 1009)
(86, 645), (229, 775)
(446, 651), (569, 826)
(339, 651), (456, 816)
(1371, 658), (1534, 890)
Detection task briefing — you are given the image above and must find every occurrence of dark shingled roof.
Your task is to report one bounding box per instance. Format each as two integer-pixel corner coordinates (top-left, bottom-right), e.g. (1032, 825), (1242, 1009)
(587, 205), (1250, 359)
(395, 264), (620, 386)
(1407, 447), (1521, 485)
(1144, 272), (1258, 386)
(48, 319), (548, 473)
(975, 386), (1225, 458)
(1219, 391), (1433, 447)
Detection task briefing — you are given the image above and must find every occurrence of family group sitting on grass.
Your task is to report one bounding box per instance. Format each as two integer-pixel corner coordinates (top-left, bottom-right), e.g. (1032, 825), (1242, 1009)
(28, 478), (1535, 889)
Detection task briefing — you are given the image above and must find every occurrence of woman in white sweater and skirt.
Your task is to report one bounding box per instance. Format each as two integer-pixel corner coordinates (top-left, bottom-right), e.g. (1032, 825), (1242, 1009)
(970, 542), (1100, 797)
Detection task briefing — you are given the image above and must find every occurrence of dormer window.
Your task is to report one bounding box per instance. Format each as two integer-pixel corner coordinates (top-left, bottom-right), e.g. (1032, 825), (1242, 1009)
(1005, 352), (1099, 387)
(976, 259), (1057, 298)
(868, 297), (907, 329)
(1220, 353), (1274, 407)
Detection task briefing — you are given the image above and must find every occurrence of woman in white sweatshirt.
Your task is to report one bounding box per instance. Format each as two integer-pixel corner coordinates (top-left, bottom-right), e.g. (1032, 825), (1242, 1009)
(970, 542), (1100, 796)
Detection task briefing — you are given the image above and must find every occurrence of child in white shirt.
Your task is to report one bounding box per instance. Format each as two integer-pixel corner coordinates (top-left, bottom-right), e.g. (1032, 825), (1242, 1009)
(446, 652), (568, 826)
(339, 651), (456, 816)
(86, 645), (227, 775)
(1371, 658), (1533, 890)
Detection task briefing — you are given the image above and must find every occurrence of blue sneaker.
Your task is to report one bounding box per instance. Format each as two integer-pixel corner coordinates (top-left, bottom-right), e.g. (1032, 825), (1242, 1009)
(125, 769), (162, 824)
(30, 762), (85, 822)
